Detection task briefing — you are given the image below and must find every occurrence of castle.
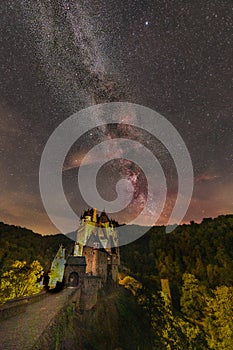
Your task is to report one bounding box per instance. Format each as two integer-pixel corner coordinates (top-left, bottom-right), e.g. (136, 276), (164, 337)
(48, 208), (120, 294)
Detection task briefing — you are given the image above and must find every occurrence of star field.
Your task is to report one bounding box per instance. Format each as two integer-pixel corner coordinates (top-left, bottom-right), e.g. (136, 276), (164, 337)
(0, 0), (232, 234)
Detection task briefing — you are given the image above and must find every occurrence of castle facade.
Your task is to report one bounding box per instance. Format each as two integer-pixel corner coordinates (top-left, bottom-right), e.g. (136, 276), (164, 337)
(49, 209), (120, 292)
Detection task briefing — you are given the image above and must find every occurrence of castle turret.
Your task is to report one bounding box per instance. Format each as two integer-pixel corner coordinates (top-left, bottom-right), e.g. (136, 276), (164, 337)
(93, 208), (97, 223)
(100, 210), (110, 228)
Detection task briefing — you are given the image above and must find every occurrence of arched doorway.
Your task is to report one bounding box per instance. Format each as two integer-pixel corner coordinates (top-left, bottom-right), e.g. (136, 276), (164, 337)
(68, 272), (79, 287)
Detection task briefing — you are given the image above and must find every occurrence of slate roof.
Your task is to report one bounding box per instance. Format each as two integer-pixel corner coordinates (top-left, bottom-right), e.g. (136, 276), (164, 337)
(66, 256), (86, 266)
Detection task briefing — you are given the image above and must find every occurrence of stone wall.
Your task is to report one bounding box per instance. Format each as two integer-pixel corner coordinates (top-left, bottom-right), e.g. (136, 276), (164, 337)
(33, 288), (81, 350)
(64, 256), (86, 287)
(0, 291), (47, 320)
(34, 283), (102, 349)
(81, 275), (102, 310)
(83, 246), (108, 283)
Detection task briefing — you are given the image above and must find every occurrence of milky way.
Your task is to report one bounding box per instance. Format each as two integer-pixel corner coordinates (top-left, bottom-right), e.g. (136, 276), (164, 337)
(0, 0), (232, 233)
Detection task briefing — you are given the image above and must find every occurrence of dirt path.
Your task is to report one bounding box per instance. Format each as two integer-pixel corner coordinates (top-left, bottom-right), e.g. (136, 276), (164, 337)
(0, 288), (76, 350)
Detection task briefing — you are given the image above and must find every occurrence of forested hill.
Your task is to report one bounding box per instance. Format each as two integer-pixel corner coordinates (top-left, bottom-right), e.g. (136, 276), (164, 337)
(119, 215), (233, 349)
(120, 214), (233, 293)
(0, 222), (74, 276)
(1, 214), (233, 285)
(1, 215), (233, 348)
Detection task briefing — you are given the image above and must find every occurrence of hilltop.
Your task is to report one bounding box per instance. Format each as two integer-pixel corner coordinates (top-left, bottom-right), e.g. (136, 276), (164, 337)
(0, 215), (233, 348)
(0, 222), (74, 276)
(120, 214), (233, 303)
(1, 214), (233, 285)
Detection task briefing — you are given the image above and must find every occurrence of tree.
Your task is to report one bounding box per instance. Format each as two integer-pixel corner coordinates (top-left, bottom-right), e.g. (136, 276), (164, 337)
(139, 290), (207, 349)
(205, 286), (233, 349)
(180, 273), (207, 320)
(0, 260), (43, 304)
(118, 275), (142, 295)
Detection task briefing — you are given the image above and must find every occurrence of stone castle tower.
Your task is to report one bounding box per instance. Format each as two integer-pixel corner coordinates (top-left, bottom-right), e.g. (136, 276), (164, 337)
(64, 208), (120, 289)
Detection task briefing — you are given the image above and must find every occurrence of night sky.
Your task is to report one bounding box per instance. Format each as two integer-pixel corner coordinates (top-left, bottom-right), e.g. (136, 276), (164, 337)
(0, 0), (232, 234)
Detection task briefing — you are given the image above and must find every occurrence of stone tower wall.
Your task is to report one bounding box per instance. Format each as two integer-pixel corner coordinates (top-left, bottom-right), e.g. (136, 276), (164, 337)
(64, 263), (86, 287)
(83, 246), (108, 283)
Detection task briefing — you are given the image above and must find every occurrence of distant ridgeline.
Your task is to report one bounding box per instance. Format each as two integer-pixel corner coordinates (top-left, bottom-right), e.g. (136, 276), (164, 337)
(48, 208), (120, 290)
(1, 214), (233, 296)
(120, 214), (233, 297)
(0, 222), (74, 276)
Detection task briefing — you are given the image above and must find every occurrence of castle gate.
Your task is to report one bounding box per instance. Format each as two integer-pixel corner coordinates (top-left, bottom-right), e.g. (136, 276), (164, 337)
(68, 272), (79, 287)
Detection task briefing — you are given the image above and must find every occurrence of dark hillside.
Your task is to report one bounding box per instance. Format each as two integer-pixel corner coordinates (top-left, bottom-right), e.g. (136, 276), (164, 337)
(120, 215), (233, 302)
(0, 222), (74, 275)
(60, 287), (153, 350)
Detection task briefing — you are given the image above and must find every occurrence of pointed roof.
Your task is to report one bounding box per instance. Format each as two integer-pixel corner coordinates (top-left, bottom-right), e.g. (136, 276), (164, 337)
(99, 210), (110, 223)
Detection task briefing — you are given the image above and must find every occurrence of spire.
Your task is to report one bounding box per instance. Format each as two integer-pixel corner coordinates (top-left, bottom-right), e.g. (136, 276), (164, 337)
(93, 208), (97, 222)
(100, 210), (109, 223)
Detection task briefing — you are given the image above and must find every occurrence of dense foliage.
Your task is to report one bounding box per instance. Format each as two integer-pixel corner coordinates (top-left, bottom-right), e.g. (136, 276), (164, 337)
(0, 260), (43, 303)
(0, 222), (74, 277)
(0, 222), (74, 304)
(120, 215), (233, 348)
(1, 215), (233, 348)
(120, 215), (233, 294)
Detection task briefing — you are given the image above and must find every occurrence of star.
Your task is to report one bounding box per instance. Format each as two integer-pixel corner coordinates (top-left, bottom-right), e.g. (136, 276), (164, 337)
(0, 0), (232, 234)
